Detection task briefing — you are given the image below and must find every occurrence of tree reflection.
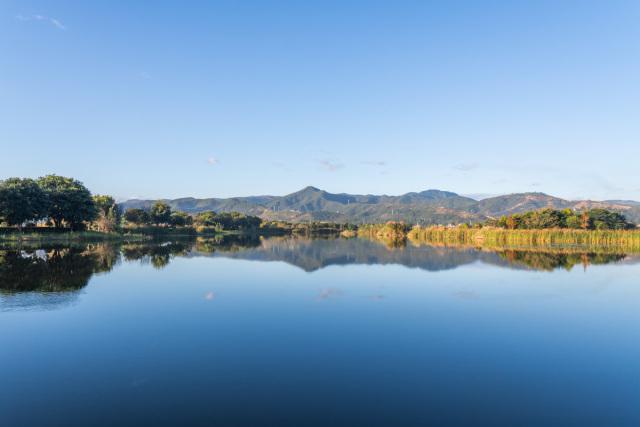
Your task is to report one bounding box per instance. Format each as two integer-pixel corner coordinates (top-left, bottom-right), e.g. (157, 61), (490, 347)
(497, 250), (627, 271)
(0, 238), (636, 301)
(121, 240), (191, 269)
(0, 244), (118, 293)
(195, 235), (261, 253)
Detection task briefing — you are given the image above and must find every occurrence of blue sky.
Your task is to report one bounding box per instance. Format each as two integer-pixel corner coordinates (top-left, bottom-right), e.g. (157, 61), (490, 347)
(1, 1), (639, 201)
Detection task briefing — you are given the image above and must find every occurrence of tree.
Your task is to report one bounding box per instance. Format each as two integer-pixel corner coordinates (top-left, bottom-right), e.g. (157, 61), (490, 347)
(124, 208), (150, 226)
(566, 214), (581, 229)
(531, 209), (565, 229)
(0, 178), (49, 230)
(37, 175), (97, 229)
(487, 207), (635, 230)
(194, 211), (219, 227)
(92, 195), (121, 232)
(170, 211), (193, 227)
(150, 202), (172, 225)
(580, 211), (592, 230)
(588, 209), (633, 230)
(506, 215), (519, 230)
(193, 210), (261, 231)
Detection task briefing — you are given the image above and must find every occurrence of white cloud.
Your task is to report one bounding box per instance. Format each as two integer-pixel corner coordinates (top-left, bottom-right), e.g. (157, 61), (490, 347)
(207, 157), (219, 165)
(16, 14), (66, 30)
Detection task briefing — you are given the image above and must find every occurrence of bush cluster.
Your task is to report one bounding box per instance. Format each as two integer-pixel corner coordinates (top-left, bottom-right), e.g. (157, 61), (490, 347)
(487, 208), (634, 230)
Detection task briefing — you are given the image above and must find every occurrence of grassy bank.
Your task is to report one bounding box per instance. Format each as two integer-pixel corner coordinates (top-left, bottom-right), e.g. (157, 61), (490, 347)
(407, 226), (640, 252)
(0, 222), (349, 244)
(0, 230), (148, 244)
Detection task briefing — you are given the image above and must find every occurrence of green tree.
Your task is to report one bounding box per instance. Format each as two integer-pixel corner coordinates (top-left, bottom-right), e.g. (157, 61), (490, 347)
(37, 175), (97, 229)
(0, 178), (49, 230)
(588, 209), (633, 230)
(170, 211), (193, 227)
(150, 202), (172, 225)
(529, 209), (565, 229)
(566, 214), (581, 229)
(194, 211), (219, 226)
(123, 208), (150, 225)
(92, 195), (121, 232)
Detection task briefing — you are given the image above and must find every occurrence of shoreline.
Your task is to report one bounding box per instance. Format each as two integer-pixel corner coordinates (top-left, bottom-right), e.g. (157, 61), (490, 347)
(3, 225), (640, 253)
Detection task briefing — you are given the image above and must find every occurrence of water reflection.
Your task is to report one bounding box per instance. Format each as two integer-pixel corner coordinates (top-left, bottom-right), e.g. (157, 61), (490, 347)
(3, 237), (638, 427)
(0, 245), (117, 292)
(0, 236), (636, 305)
(192, 236), (634, 273)
(496, 249), (628, 271)
(121, 241), (191, 269)
(0, 244), (119, 310)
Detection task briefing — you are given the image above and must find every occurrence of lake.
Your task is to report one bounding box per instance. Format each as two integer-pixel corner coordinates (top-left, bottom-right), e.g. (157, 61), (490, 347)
(2, 236), (640, 426)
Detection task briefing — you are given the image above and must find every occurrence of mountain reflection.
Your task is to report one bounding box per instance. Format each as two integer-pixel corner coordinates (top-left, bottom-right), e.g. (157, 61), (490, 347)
(1, 236), (636, 307)
(191, 236), (633, 273)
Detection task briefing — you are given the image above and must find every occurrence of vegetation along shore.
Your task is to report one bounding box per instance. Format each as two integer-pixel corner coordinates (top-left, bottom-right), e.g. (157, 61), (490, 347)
(1, 175), (638, 250)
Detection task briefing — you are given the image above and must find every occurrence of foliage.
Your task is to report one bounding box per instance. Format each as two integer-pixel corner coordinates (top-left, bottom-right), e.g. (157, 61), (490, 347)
(589, 208), (632, 230)
(124, 208), (151, 225)
(358, 222), (410, 247)
(170, 211), (193, 227)
(37, 175), (97, 229)
(194, 211), (261, 231)
(489, 208), (634, 231)
(150, 202), (172, 225)
(91, 195), (121, 232)
(194, 211), (218, 227)
(0, 178), (49, 229)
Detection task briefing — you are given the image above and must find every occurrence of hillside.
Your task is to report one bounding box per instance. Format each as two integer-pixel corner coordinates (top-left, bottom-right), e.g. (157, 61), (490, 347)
(120, 187), (640, 225)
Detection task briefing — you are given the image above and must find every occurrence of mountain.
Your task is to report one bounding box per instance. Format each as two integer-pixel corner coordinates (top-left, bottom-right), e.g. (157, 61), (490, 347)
(473, 193), (573, 216)
(120, 187), (640, 225)
(606, 200), (640, 207)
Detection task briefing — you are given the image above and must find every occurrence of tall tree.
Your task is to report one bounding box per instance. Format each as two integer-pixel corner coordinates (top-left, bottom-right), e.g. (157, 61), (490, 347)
(580, 211), (592, 230)
(92, 195), (121, 232)
(150, 202), (172, 225)
(37, 175), (97, 229)
(170, 211), (193, 227)
(0, 178), (49, 230)
(124, 208), (150, 225)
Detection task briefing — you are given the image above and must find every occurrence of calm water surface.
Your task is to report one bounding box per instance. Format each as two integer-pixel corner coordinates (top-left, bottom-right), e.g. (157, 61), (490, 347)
(1, 236), (639, 426)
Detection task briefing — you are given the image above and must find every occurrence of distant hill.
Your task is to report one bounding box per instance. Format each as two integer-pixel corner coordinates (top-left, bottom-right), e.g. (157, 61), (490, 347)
(606, 200), (640, 207)
(472, 193), (573, 216)
(120, 187), (640, 225)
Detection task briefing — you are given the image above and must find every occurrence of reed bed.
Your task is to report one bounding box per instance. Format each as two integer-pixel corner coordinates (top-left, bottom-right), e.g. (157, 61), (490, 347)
(407, 226), (640, 252)
(358, 222), (409, 239)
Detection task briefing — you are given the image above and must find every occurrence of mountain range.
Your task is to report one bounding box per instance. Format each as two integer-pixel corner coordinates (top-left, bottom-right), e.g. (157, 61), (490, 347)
(120, 186), (640, 225)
